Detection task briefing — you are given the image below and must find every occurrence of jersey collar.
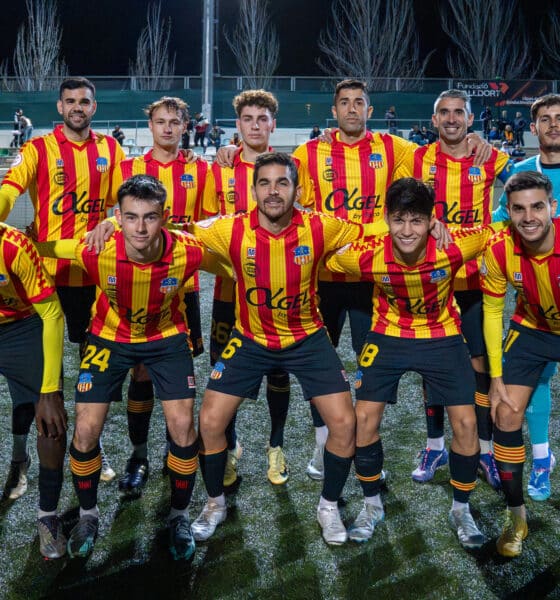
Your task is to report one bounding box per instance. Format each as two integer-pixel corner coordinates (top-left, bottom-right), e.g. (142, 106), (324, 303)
(115, 227), (174, 264)
(249, 206), (304, 230)
(384, 233), (436, 266)
(54, 124), (98, 144)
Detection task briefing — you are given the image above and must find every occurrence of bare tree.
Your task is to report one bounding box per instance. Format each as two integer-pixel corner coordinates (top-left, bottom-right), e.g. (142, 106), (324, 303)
(540, 9), (560, 77)
(317, 0), (432, 91)
(441, 0), (536, 79)
(223, 0), (280, 89)
(129, 2), (176, 90)
(12, 0), (68, 91)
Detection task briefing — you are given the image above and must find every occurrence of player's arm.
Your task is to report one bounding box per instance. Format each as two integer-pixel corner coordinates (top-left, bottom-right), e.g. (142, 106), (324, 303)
(214, 144), (238, 168)
(0, 185), (20, 222)
(465, 133), (492, 166)
(324, 238), (377, 280)
(33, 239), (79, 260)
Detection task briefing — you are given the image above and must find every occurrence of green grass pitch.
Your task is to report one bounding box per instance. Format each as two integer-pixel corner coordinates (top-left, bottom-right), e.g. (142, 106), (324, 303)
(1, 273), (560, 599)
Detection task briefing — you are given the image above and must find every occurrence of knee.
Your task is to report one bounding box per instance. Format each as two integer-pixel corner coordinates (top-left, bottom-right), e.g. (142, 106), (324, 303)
(166, 413), (194, 445)
(73, 419), (101, 452)
(328, 409), (356, 440)
(198, 405), (224, 438)
(495, 404), (522, 432)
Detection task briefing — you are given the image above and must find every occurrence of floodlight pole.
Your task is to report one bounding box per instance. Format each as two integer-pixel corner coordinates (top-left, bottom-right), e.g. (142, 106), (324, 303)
(202, 0), (214, 124)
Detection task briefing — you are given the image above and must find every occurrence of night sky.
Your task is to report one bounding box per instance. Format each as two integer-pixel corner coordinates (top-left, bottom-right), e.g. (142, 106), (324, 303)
(0, 0), (553, 78)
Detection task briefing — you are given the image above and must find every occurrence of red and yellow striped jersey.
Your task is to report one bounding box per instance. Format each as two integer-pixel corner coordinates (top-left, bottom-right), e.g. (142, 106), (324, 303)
(0, 224), (57, 324)
(394, 143), (512, 291)
(1, 125), (125, 286)
(480, 221), (560, 334)
(73, 228), (207, 343)
(326, 226), (496, 338)
(293, 130), (415, 282)
(113, 150), (217, 293)
(193, 208), (363, 349)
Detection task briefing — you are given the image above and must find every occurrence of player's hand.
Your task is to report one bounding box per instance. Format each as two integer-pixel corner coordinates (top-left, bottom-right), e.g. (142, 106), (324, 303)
(25, 222), (37, 241)
(318, 128), (335, 144)
(215, 144), (237, 167)
(488, 376), (518, 421)
(36, 391), (67, 439)
(180, 148), (199, 163)
(85, 220), (115, 253)
(466, 133), (492, 165)
(429, 219), (452, 249)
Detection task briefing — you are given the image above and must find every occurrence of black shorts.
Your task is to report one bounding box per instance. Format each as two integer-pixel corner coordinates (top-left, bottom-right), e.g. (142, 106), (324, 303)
(503, 322), (560, 388)
(206, 328), (350, 400)
(317, 281), (373, 355)
(57, 285), (95, 344)
(455, 289), (485, 359)
(0, 314), (43, 406)
(210, 299), (235, 365)
(184, 290), (204, 357)
(75, 333), (196, 403)
(354, 331), (475, 406)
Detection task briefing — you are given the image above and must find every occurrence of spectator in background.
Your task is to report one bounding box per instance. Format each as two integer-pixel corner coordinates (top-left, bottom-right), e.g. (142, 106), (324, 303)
(310, 125), (321, 139)
(207, 123), (226, 149)
(384, 106), (398, 135)
(488, 125), (500, 142)
(111, 125), (125, 146)
(19, 114), (33, 143)
(229, 132), (242, 147)
(421, 125), (437, 143)
(480, 106), (493, 139)
(408, 124), (427, 145)
(10, 109), (22, 148)
(511, 144), (526, 160)
(194, 113), (209, 149)
(496, 109), (512, 134)
(501, 140), (512, 155)
(502, 124), (515, 146)
(513, 111), (527, 146)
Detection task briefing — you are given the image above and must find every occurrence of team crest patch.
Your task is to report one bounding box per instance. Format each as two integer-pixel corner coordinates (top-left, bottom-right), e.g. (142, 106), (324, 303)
(0, 274), (8, 287)
(514, 272), (522, 282)
(107, 275), (117, 285)
(293, 245), (311, 265)
(369, 153), (383, 168)
(96, 157), (108, 172)
(210, 362), (225, 380)
(160, 277), (179, 293)
(354, 369), (363, 389)
(430, 269), (447, 283)
(467, 166), (482, 183)
(181, 174), (195, 188)
(77, 372), (93, 393)
(187, 376), (196, 388)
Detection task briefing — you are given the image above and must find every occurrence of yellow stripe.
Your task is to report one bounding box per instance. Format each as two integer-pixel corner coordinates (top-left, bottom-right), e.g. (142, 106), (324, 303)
(504, 330), (520, 354)
(356, 473), (382, 483)
(494, 443), (525, 464)
(167, 454), (198, 475)
(474, 392), (491, 408)
(127, 398), (154, 413)
(70, 454), (102, 476)
(450, 479), (477, 492)
(200, 445), (227, 457)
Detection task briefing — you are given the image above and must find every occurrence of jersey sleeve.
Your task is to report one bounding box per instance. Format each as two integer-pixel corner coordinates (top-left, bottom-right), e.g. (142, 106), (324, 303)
(33, 296), (64, 393)
(201, 168), (219, 217)
(324, 238), (377, 280)
(0, 185), (21, 222)
(482, 292), (505, 378)
(33, 239), (80, 260)
(293, 144), (315, 209)
(0, 144), (39, 220)
(189, 217), (233, 264)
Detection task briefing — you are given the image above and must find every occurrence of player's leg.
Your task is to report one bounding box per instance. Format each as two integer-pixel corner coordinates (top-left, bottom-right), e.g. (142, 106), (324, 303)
(3, 402), (34, 499)
(265, 369), (290, 485)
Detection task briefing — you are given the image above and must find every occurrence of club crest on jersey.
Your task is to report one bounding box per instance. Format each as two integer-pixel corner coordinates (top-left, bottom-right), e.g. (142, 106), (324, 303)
(514, 272), (523, 282)
(0, 273), (9, 287)
(210, 361), (225, 380)
(369, 153), (383, 168)
(468, 166), (482, 182)
(107, 275), (117, 285)
(77, 373), (93, 393)
(430, 269), (447, 283)
(294, 245), (311, 265)
(181, 174), (195, 189)
(160, 277), (179, 293)
(96, 157), (108, 173)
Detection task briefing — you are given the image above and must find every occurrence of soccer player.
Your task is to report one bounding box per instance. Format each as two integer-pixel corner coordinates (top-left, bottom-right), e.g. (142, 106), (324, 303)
(0, 77), (125, 490)
(492, 94), (560, 501)
(36, 174), (227, 561)
(394, 89), (513, 489)
(0, 223), (66, 558)
(481, 171), (560, 557)
(109, 96), (217, 496)
(189, 152), (370, 545)
(327, 177), (499, 548)
(210, 90), (292, 487)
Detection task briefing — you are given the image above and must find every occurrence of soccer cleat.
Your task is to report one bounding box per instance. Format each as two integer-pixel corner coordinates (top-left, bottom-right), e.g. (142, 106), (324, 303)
(223, 441), (242, 488)
(306, 444), (325, 481)
(448, 506), (487, 549)
(478, 452), (501, 490)
(317, 504), (347, 545)
(266, 445), (289, 485)
(496, 510), (528, 557)
(528, 451), (556, 502)
(412, 448), (448, 483)
(100, 447), (116, 482)
(67, 515), (99, 559)
(348, 502), (385, 543)
(191, 501), (227, 541)
(118, 457), (149, 496)
(168, 514), (196, 560)
(3, 455), (30, 499)
(38, 515), (67, 559)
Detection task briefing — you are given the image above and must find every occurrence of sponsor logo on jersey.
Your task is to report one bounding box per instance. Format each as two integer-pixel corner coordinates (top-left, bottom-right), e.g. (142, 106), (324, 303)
(467, 166), (482, 183)
(181, 174), (195, 189)
(369, 153), (383, 168)
(514, 272), (522, 282)
(107, 275), (117, 285)
(77, 372), (93, 393)
(210, 361), (225, 380)
(96, 157), (109, 173)
(0, 274), (8, 286)
(160, 277), (179, 293)
(293, 245), (311, 265)
(430, 269), (447, 283)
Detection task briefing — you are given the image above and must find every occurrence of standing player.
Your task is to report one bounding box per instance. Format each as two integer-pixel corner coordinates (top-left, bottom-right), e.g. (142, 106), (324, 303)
(0, 223), (66, 558)
(481, 171), (560, 557)
(394, 89), (512, 489)
(36, 175), (227, 561)
(189, 152), (367, 545)
(327, 178), (499, 547)
(0, 77), (124, 491)
(492, 94), (560, 501)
